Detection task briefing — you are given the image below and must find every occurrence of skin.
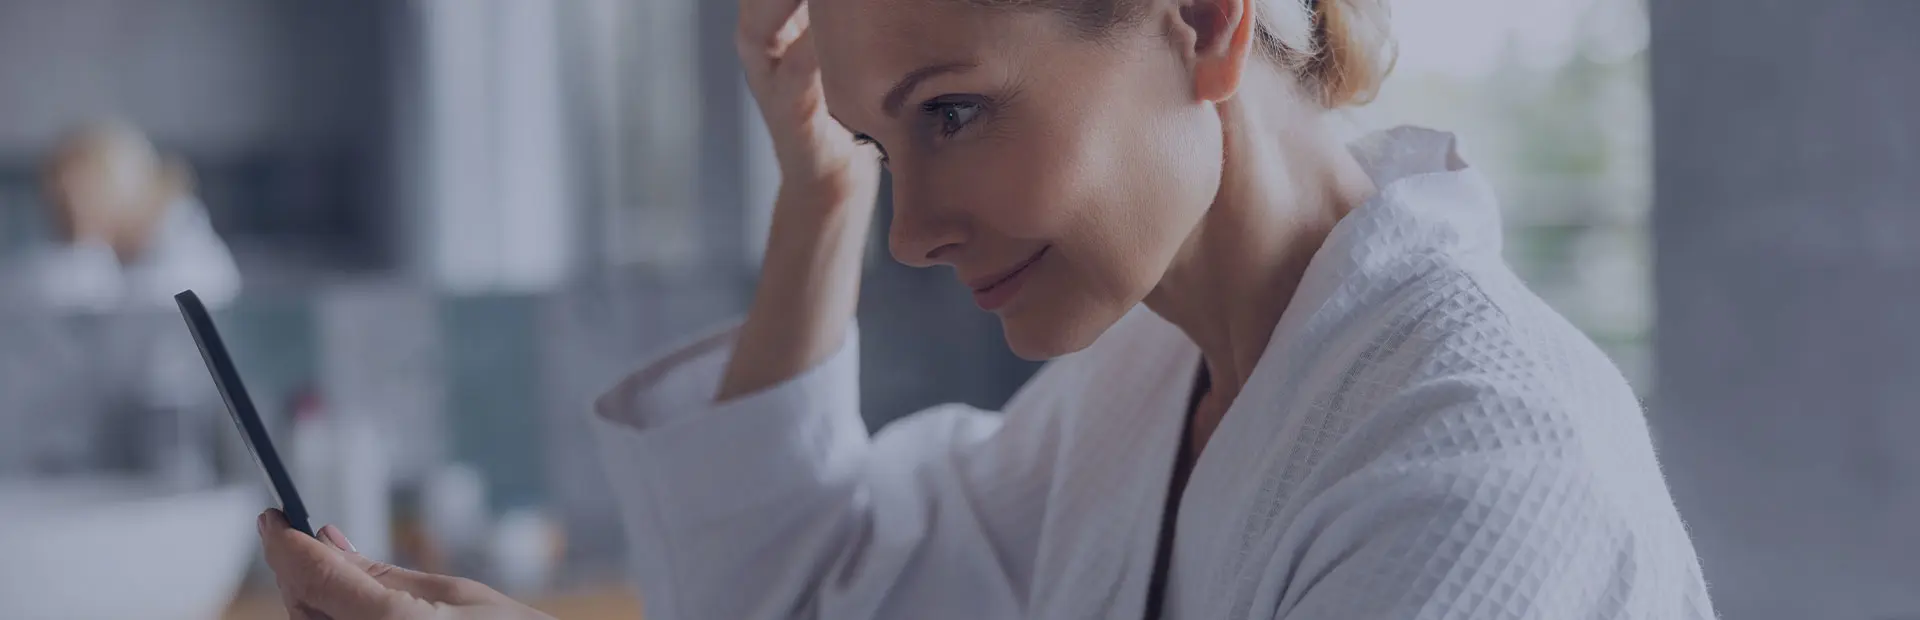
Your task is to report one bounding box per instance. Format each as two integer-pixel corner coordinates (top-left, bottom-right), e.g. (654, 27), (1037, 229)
(258, 0), (1377, 615)
(257, 510), (552, 620)
(41, 125), (183, 261)
(799, 0), (1376, 444)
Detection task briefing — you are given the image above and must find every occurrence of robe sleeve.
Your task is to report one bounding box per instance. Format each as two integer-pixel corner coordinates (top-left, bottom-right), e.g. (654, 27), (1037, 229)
(1274, 378), (1711, 619)
(131, 198), (242, 309)
(593, 322), (1065, 620)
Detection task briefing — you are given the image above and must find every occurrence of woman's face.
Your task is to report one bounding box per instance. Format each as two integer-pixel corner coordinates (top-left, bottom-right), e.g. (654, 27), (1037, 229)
(810, 0), (1227, 359)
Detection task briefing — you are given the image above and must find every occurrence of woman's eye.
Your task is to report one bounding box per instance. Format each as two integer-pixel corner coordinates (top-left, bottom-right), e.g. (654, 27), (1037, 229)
(925, 100), (984, 137)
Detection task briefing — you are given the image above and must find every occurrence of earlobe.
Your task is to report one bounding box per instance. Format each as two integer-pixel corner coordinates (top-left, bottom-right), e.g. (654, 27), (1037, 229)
(1180, 0), (1256, 103)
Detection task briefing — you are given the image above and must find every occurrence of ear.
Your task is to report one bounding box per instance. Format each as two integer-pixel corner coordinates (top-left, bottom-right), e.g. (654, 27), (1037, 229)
(1168, 0), (1256, 102)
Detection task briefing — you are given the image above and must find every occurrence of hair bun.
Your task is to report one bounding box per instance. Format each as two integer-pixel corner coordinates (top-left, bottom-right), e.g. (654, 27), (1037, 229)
(1309, 0), (1395, 107)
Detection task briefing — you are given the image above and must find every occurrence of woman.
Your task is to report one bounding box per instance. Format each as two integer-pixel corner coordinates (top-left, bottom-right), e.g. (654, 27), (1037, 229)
(0, 122), (241, 478)
(8, 121), (240, 313)
(259, 0), (1718, 617)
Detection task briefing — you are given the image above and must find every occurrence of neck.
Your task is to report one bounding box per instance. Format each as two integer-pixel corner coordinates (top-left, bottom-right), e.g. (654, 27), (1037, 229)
(1142, 76), (1374, 450)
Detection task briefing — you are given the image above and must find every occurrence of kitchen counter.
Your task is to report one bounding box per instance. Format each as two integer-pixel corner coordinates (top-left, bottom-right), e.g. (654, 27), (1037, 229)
(223, 584), (642, 619)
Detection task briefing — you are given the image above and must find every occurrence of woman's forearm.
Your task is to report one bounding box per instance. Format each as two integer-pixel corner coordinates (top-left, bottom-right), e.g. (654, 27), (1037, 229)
(716, 184), (876, 401)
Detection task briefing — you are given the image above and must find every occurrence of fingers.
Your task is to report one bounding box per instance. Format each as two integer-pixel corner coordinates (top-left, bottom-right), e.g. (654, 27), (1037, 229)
(352, 550), (499, 605)
(279, 577), (332, 620)
(738, 0), (808, 57)
(317, 524), (357, 553)
(258, 511), (414, 620)
(737, 0), (809, 86)
(774, 4), (810, 58)
(320, 524), (508, 607)
(262, 512), (514, 620)
(778, 25), (820, 88)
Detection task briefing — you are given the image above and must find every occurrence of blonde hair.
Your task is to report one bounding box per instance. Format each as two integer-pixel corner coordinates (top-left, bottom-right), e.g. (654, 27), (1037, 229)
(1256, 0), (1395, 107)
(51, 121), (163, 208)
(968, 0), (1396, 108)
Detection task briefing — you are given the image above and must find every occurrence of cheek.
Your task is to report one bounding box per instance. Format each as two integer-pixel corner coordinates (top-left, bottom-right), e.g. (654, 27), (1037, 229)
(957, 104), (1207, 242)
(918, 129), (1085, 242)
(1045, 99), (1224, 301)
(994, 98), (1225, 358)
(896, 81), (1085, 236)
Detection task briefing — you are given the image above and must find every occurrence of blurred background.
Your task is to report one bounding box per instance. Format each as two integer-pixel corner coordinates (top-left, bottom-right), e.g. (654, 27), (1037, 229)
(0, 0), (1913, 618)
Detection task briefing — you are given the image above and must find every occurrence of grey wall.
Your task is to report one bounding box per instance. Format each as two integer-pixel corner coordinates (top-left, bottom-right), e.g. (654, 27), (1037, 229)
(0, 0), (385, 158)
(1651, 2), (1920, 618)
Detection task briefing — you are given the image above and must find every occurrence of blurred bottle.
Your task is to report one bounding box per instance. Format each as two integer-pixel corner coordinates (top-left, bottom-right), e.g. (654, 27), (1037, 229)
(420, 462), (491, 573)
(485, 507), (565, 596)
(288, 387), (393, 562)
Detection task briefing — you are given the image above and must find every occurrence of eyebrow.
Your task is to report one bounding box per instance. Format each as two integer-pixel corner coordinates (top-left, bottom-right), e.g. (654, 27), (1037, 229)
(882, 61), (977, 117)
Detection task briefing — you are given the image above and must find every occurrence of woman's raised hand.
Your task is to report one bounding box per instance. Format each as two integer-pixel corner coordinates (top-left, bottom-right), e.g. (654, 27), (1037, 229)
(718, 0), (882, 400)
(736, 0), (880, 204)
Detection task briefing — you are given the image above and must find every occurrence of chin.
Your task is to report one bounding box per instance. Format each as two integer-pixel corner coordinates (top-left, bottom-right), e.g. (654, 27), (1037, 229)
(996, 300), (1125, 361)
(1002, 328), (1074, 361)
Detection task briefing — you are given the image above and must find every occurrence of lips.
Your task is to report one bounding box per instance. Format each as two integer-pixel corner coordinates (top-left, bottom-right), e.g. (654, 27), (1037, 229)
(969, 246), (1049, 291)
(968, 246), (1049, 311)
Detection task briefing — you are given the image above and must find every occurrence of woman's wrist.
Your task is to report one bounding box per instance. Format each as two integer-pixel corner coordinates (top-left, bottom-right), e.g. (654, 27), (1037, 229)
(720, 170), (875, 402)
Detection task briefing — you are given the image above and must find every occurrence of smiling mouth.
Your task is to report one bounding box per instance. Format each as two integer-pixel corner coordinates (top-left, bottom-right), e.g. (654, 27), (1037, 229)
(970, 246), (1051, 293)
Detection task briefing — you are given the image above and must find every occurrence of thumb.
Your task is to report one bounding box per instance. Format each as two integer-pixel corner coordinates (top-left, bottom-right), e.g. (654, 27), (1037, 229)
(259, 512), (421, 619)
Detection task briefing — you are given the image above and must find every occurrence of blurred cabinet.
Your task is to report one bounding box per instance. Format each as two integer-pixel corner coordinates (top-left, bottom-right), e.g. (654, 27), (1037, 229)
(583, 0), (706, 269)
(568, 0), (776, 273)
(315, 285), (447, 483)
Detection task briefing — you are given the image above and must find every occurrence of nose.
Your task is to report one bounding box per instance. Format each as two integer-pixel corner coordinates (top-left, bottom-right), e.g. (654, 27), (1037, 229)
(887, 177), (968, 268)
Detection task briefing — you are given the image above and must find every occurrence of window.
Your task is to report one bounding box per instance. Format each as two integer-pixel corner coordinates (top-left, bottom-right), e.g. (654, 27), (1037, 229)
(1357, 0), (1654, 390)
(410, 0), (575, 293)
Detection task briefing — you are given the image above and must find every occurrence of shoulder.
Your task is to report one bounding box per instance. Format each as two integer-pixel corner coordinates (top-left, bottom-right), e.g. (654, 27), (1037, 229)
(1269, 242), (1681, 526)
(1317, 254), (1646, 469)
(1265, 269), (1711, 612)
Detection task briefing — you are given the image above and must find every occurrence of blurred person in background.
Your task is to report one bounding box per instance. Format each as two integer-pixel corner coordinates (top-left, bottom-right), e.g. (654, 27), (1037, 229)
(7, 121), (240, 312)
(0, 121), (238, 480)
(260, 0), (1716, 618)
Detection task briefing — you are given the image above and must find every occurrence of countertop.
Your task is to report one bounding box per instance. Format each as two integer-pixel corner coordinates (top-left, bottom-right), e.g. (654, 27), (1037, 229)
(223, 584), (642, 619)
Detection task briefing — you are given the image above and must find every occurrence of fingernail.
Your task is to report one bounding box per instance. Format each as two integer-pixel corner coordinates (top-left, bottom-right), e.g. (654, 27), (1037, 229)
(319, 524), (357, 553)
(257, 510), (270, 533)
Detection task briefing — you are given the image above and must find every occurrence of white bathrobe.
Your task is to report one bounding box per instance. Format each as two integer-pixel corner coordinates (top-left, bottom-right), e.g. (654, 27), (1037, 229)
(3, 196), (241, 313)
(0, 197), (240, 474)
(592, 128), (1717, 619)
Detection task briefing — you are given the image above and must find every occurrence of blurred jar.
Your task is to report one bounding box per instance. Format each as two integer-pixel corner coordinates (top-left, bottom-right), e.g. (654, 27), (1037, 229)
(421, 462), (490, 569)
(289, 388), (394, 562)
(486, 507), (565, 596)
